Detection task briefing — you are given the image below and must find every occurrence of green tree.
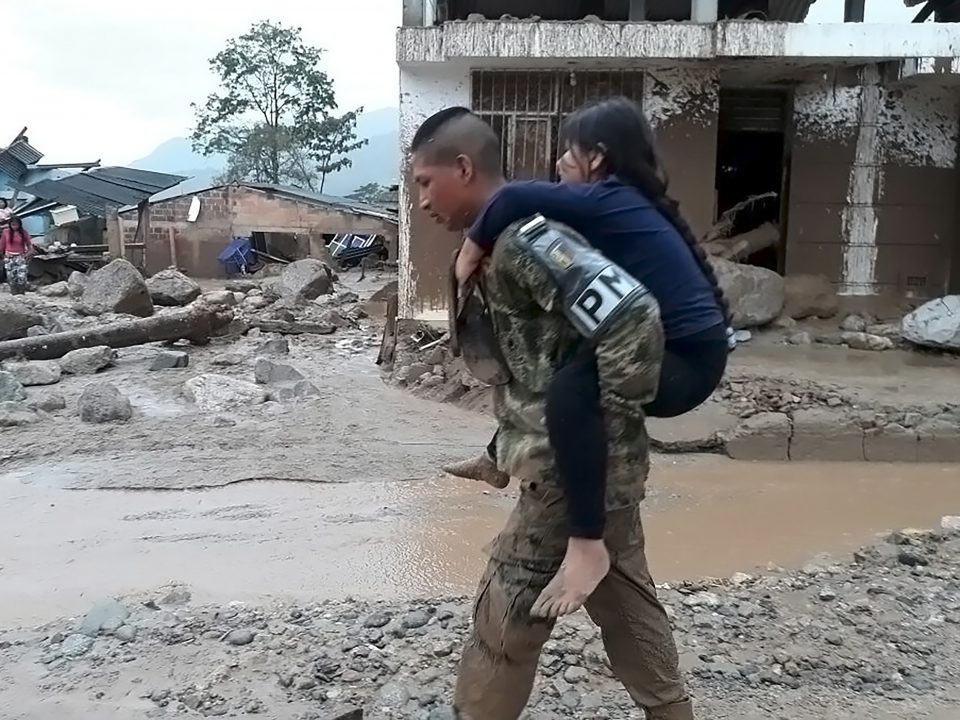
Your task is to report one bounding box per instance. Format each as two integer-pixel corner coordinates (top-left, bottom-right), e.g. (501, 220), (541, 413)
(347, 182), (393, 205)
(192, 20), (367, 191)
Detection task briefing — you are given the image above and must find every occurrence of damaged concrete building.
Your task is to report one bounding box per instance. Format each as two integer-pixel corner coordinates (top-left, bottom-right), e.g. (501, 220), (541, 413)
(397, 0), (960, 322)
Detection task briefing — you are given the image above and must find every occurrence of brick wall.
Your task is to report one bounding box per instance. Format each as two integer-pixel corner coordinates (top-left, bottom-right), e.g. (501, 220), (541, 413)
(119, 185), (398, 278)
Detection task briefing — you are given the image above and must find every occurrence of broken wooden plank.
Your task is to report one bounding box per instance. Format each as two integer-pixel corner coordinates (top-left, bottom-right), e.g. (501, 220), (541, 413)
(0, 304), (236, 362)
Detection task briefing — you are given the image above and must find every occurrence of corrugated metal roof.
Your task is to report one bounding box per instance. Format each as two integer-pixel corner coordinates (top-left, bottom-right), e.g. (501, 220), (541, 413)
(6, 139), (43, 166)
(24, 166), (186, 217)
(245, 182), (398, 222)
(128, 180), (397, 224)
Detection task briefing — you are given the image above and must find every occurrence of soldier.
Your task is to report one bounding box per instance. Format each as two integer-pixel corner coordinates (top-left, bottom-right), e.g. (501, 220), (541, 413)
(410, 106), (696, 720)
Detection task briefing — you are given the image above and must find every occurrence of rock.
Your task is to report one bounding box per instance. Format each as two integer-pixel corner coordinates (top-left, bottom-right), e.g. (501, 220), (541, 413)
(0, 371), (26, 402)
(0, 297), (43, 340)
(3, 360), (61, 386)
(840, 314), (869, 332)
(212, 352), (245, 367)
(182, 374), (269, 412)
(77, 259), (154, 317)
(709, 257), (785, 329)
(268, 380), (321, 402)
(785, 331), (812, 346)
(78, 383), (133, 423)
(278, 259), (334, 305)
(0, 401), (41, 427)
(723, 412), (791, 462)
(841, 331), (894, 352)
(38, 281), (69, 298)
(897, 550), (929, 567)
(818, 588), (837, 602)
(364, 612), (391, 628)
(226, 629), (255, 646)
(901, 295), (960, 350)
(562, 665), (590, 684)
(27, 392), (67, 413)
(202, 290), (237, 306)
(146, 269), (202, 306)
(67, 271), (88, 299)
(254, 358), (305, 384)
(61, 633), (94, 658)
(79, 599), (130, 637)
(150, 351), (189, 371)
(402, 610), (430, 629)
(256, 337), (290, 356)
(784, 274), (838, 319)
(942, 516), (960, 532)
(60, 346), (116, 375)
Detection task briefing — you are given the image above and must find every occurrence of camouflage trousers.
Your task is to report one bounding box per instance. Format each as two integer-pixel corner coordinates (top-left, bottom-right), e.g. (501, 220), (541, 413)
(453, 474), (694, 720)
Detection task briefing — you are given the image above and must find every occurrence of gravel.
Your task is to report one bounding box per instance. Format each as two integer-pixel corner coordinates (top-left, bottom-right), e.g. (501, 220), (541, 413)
(2, 527), (958, 719)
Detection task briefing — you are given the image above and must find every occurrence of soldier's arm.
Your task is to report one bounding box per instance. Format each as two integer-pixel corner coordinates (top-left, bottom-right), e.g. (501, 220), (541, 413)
(497, 216), (664, 408)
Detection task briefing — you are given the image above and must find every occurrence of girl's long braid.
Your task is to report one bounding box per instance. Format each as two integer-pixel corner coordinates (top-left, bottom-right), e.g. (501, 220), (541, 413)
(622, 159), (733, 329)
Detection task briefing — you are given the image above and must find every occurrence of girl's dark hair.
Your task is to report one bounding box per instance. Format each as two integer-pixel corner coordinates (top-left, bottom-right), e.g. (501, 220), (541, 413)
(8, 215), (23, 232)
(560, 97), (732, 327)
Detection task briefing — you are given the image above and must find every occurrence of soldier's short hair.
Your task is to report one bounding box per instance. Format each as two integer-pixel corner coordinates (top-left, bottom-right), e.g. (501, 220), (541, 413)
(410, 107), (502, 177)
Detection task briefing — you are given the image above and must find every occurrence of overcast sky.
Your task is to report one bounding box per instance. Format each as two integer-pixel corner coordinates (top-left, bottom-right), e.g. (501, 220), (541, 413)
(6, 0), (915, 166)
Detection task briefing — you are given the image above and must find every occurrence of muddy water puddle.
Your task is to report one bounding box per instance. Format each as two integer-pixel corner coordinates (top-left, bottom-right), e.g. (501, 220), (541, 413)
(2, 457), (959, 626)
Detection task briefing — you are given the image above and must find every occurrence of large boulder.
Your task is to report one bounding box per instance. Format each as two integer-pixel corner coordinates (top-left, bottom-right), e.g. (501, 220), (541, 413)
(0, 401), (40, 427)
(277, 259), (334, 305)
(182, 374), (269, 412)
(901, 295), (960, 351)
(60, 346), (116, 375)
(784, 274), (838, 320)
(146, 269), (202, 307)
(77, 259), (154, 317)
(0, 297), (43, 341)
(2, 360), (62, 386)
(67, 271), (88, 299)
(78, 382), (133, 423)
(710, 258), (785, 329)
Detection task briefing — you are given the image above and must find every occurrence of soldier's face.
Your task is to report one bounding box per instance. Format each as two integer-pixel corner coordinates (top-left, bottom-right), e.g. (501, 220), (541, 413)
(411, 152), (479, 232)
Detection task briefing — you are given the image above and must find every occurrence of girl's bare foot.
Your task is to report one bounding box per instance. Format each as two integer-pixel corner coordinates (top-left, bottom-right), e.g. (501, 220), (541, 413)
(442, 454), (510, 489)
(531, 538), (610, 618)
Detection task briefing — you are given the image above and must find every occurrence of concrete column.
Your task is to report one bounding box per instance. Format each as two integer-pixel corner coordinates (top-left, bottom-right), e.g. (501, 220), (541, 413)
(402, 0), (424, 26)
(628, 0), (646, 21)
(843, 0), (866, 22)
(691, 0), (718, 22)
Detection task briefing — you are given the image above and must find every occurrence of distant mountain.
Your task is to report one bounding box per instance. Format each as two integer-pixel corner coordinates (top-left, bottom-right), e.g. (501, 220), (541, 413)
(129, 107), (399, 197)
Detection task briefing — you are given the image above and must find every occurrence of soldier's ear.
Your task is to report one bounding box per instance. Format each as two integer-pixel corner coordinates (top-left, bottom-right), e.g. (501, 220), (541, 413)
(454, 154), (476, 184)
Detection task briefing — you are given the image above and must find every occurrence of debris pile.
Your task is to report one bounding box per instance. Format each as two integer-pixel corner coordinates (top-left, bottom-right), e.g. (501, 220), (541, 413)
(3, 526), (958, 719)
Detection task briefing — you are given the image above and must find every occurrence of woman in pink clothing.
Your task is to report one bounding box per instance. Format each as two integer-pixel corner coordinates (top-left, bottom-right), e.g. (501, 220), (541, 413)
(0, 216), (33, 294)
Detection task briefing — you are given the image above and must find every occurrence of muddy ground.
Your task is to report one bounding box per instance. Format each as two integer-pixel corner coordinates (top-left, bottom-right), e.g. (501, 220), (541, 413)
(2, 268), (960, 719)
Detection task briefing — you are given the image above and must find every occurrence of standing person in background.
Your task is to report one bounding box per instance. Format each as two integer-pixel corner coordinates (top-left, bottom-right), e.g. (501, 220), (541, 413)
(0, 199), (13, 228)
(1, 216), (33, 294)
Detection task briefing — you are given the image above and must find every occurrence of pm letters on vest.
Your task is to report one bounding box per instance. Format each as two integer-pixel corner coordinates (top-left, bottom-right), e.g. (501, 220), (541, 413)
(570, 265), (640, 335)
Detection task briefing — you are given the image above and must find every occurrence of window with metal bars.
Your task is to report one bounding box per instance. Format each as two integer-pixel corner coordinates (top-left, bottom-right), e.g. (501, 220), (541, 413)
(471, 70), (644, 181)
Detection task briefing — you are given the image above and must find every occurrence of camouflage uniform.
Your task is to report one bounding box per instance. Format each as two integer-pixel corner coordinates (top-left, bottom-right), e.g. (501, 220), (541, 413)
(454, 219), (694, 720)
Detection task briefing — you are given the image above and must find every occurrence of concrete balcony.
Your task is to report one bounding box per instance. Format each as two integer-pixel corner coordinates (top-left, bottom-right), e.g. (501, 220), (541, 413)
(397, 20), (960, 65)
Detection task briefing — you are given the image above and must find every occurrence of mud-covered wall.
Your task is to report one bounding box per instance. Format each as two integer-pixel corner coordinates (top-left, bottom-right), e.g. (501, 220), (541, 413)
(398, 65), (471, 321)
(644, 67), (719, 239)
(788, 67), (958, 302)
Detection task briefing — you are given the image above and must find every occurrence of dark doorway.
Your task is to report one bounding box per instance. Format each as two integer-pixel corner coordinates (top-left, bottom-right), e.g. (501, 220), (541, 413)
(715, 88), (790, 272)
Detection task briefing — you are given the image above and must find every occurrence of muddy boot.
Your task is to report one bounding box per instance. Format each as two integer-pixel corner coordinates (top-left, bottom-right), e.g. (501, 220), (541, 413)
(442, 453), (510, 489)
